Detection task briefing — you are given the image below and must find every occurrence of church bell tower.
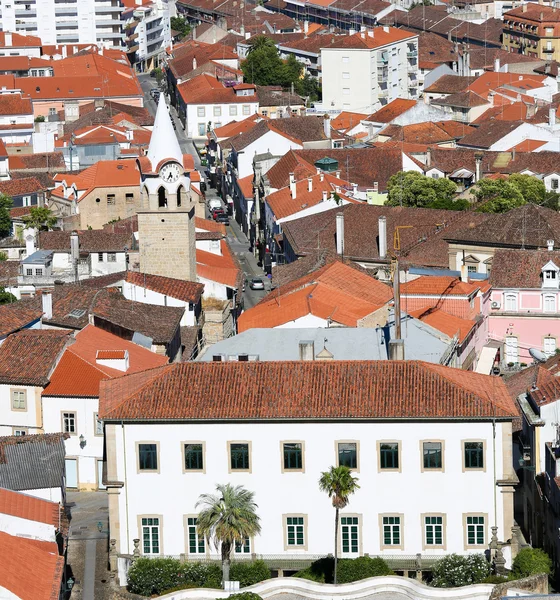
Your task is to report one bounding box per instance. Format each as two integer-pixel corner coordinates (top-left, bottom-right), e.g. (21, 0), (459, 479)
(137, 95), (197, 282)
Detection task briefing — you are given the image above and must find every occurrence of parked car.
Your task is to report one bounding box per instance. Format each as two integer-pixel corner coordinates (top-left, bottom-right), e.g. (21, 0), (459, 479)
(249, 278), (265, 290)
(212, 209), (225, 221)
(216, 213), (230, 225)
(150, 88), (159, 98)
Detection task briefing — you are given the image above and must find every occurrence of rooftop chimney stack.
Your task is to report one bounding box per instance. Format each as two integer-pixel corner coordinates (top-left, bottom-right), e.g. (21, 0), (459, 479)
(299, 340), (315, 361)
(193, 56), (197, 70)
(335, 170), (341, 179)
(548, 239), (555, 251)
(367, 30), (374, 37)
(550, 107), (556, 127)
(378, 215), (387, 259)
(5, 32), (12, 47)
(320, 172), (324, 182)
(494, 57), (501, 72)
(322, 190), (328, 202)
(336, 212), (344, 256)
(289, 173), (296, 198)
(42, 292), (53, 320)
(352, 182), (358, 195)
(389, 257), (404, 360)
(70, 230), (80, 263)
(323, 114), (331, 139)
(307, 177), (313, 192)
(460, 264), (469, 282)
(24, 228), (36, 257)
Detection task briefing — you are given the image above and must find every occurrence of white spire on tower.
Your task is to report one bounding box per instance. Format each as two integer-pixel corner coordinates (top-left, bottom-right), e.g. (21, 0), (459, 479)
(147, 94), (183, 170)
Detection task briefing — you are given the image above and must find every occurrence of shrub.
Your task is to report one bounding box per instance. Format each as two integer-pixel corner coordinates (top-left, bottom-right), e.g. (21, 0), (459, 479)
(431, 554), (490, 587)
(481, 574), (510, 584)
(127, 558), (222, 596)
(336, 556), (392, 583)
(292, 566), (325, 583)
(512, 548), (552, 578)
(227, 593), (263, 600)
(230, 560), (271, 587)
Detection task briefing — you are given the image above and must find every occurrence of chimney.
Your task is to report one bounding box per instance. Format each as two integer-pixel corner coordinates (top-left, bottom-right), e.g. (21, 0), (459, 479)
(304, 20), (309, 33)
(5, 32), (12, 47)
(523, 2), (527, 10)
(70, 230), (80, 262)
(389, 339), (405, 360)
(323, 115), (331, 139)
(550, 107), (556, 127)
(474, 153), (483, 182)
(245, 32), (250, 40)
(373, 181), (379, 192)
(548, 239), (555, 251)
(299, 340), (315, 361)
(335, 170), (341, 179)
(320, 172), (324, 182)
(307, 177), (313, 192)
(96, 350), (130, 372)
(379, 216), (387, 259)
(383, 25), (389, 33)
(426, 147), (432, 167)
(289, 173), (296, 198)
(322, 190), (328, 201)
(336, 212), (344, 255)
(361, 31), (366, 39)
(494, 57), (500, 72)
(193, 56), (197, 71)
(42, 292), (53, 320)
(62, 45), (67, 59)
(352, 182), (358, 195)
(460, 264), (469, 282)
(367, 30), (374, 38)
(488, 91), (495, 106)
(389, 257), (404, 360)
(24, 228), (36, 257)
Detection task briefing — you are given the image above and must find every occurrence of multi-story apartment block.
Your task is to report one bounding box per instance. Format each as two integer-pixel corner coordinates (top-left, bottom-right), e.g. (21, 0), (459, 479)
(0, 0), (124, 48)
(100, 360), (518, 578)
(503, 4), (560, 61)
(123, 0), (172, 72)
(321, 27), (419, 114)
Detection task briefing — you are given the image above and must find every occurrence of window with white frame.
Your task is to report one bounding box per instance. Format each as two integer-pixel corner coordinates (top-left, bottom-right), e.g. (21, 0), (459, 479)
(552, 178), (559, 190)
(424, 515), (444, 547)
(197, 107), (205, 117)
(285, 516), (305, 547)
(13, 428), (27, 436)
(186, 517), (205, 554)
(342, 88), (350, 95)
(504, 293), (517, 311)
(11, 389), (26, 410)
(382, 516), (401, 546)
(107, 253), (117, 262)
(95, 413), (103, 436)
(342, 56), (349, 62)
(235, 537), (251, 554)
(340, 516), (359, 554)
(342, 72), (350, 79)
(62, 412), (76, 434)
(229, 105), (237, 116)
(198, 123), (206, 136)
(466, 515), (485, 546)
(98, 252), (104, 262)
(544, 336), (557, 357)
(544, 295), (556, 313)
(213, 106), (222, 117)
(141, 517), (160, 554)
(505, 336), (518, 363)
(242, 105), (250, 115)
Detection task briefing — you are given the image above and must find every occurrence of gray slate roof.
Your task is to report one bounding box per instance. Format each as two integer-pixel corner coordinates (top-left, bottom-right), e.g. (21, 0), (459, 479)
(0, 433), (66, 492)
(197, 313), (451, 363)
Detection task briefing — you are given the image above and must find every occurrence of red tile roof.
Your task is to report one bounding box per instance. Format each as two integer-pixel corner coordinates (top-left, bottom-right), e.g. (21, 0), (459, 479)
(238, 174), (253, 198)
(401, 275), (480, 296)
(238, 260), (392, 331)
(178, 73), (253, 105)
(329, 27), (417, 49)
(0, 94), (33, 116)
(197, 239), (243, 289)
(124, 271), (204, 303)
(409, 307), (476, 343)
(0, 176), (44, 197)
(0, 304), (43, 337)
(0, 32), (42, 47)
(212, 114), (261, 138)
(0, 530), (64, 600)
(195, 216), (226, 235)
(39, 230), (132, 252)
(331, 111), (367, 131)
(365, 99), (417, 123)
(0, 488), (60, 527)
(99, 359), (517, 421)
(0, 329), (72, 386)
(508, 139), (547, 152)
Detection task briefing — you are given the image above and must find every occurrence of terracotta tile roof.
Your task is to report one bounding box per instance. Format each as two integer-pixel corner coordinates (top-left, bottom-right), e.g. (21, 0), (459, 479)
(178, 73), (251, 105)
(0, 260), (20, 286)
(0, 303), (43, 337)
(0, 488), (60, 527)
(195, 216), (226, 235)
(99, 358), (517, 421)
(239, 260), (392, 331)
(505, 3), (560, 21)
(424, 75), (476, 95)
(8, 152), (65, 172)
(0, 177), (45, 197)
(417, 31), (458, 69)
(168, 40), (239, 80)
(238, 174), (253, 198)
(380, 121), (463, 145)
(409, 306), (476, 343)
(457, 120), (523, 149)
(9, 206), (32, 219)
(256, 85), (305, 107)
(490, 249), (560, 288)
(39, 230), (132, 252)
(63, 101), (153, 135)
(212, 114), (261, 139)
(0, 329), (72, 386)
(124, 271), (204, 303)
(197, 239), (243, 289)
(0, 530), (64, 600)
(447, 204), (560, 249)
(431, 90), (488, 109)
(331, 111), (367, 132)
(472, 103), (529, 124)
(11, 171), (56, 188)
(0, 32), (42, 47)
(365, 99), (417, 123)
(468, 72), (547, 99)
(0, 138), (7, 157)
(401, 275), (480, 297)
(508, 139), (547, 152)
(42, 350), (110, 397)
(268, 115), (328, 143)
(328, 27), (416, 49)
(0, 94), (33, 116)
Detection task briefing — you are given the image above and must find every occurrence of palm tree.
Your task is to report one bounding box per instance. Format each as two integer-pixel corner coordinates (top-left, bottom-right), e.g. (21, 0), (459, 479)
(196, 483), (261, 584)
(319, 466), (360, 585)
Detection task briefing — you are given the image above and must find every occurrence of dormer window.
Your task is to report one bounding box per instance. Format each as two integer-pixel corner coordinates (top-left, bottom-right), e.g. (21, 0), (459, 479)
(542, 260), (560, 289)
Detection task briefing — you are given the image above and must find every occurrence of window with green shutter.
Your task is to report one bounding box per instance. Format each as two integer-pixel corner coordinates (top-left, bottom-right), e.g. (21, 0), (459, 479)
(424, 516), (443, 546)
(382, 516), (401, 546)
(141, 517), (160, 554)
(466, 516), (485, 545)
(187, 517), (205, 554)
(341, 516), (359, 553)
(235, 537), (251, 554)
(286, 516), (305, 547)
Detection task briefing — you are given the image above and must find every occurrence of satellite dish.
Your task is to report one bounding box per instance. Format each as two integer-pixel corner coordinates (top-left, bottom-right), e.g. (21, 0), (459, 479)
(529, 348), (548, 363)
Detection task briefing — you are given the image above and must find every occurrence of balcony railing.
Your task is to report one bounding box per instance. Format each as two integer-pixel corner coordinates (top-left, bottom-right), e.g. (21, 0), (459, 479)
(407, 49), (418, 58)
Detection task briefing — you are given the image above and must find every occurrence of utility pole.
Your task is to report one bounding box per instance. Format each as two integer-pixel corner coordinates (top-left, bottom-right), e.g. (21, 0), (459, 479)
(389, 257), (405, 360)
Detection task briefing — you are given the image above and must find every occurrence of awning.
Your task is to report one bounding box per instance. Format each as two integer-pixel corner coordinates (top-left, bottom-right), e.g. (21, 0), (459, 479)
(475, 346), (499, 375)
(450, 168), (474, 179)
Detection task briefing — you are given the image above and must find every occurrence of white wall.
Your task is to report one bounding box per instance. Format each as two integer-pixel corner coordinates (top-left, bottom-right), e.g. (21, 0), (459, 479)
(186, 101), (259, 139)
(0, 512), (57, 542)
(488, 123), (559, 151)
(42, 395), (103, 490)
(0, 384), (42, 434)
(236, 131), (302, 179)
(112, 419), (510, 557)
(122, 281), (195, 326)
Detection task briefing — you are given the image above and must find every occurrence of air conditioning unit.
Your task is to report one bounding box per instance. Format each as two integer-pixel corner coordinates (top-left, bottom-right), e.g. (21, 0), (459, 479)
(491, 301), (501, 309)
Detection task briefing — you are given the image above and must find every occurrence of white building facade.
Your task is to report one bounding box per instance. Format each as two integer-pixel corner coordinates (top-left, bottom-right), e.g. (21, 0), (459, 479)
(100, 361), (517, 576)
(321, 27), (419, 114)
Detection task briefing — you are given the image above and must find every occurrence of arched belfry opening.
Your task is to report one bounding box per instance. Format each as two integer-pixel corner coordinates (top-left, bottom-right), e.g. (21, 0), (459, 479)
(158, 187), (167, 208)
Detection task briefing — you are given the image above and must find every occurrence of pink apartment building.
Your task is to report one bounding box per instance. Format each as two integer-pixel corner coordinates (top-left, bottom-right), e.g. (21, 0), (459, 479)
(489, 247), (560, 364)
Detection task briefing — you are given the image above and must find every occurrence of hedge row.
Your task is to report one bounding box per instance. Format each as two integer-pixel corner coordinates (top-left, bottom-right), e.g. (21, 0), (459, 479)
(293, 555), (392, 584)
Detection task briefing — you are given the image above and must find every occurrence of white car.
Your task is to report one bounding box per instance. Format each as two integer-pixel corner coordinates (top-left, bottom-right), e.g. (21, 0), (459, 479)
(249, 278), (265, 290)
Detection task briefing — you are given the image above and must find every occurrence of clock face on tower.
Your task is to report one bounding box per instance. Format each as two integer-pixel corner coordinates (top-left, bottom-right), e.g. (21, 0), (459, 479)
(160, 162), (181, 183)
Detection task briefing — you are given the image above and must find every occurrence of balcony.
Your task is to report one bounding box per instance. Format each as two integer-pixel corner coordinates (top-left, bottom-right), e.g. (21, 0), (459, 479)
(16, 22), (38, 28)
(55, 7), (77, 15)
(95, 3), (123, 12)
(377, 71), (388, 83)
(96, 31), (125, 39)
(96, 18), (120, 26)
(407, 49), (418, 58)
(15, 8), (36, 16)
(543, 47), (555, 53)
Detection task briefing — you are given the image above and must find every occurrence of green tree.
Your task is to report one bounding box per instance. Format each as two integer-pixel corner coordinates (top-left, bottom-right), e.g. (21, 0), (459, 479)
(430, 554), (490, 587)
(280, 54), (304, 88)
(0, 251), (6, 261)
(386, 171), (458, 209)
(0, 288), (17, 304)
(295, 73), (322, 103)
(22, 206), (57, 231)
(196, 484), (261, 584)
(170, 16), (191, 39)
(0, 193), (13, 238)
(543, 190), (560, 211)
(512, 547), (552, 578)
(318, 466), (360, 585)
(241, 36), (284, 86)
(474, 178), (526, 213)
(508, 173), (546, 205)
